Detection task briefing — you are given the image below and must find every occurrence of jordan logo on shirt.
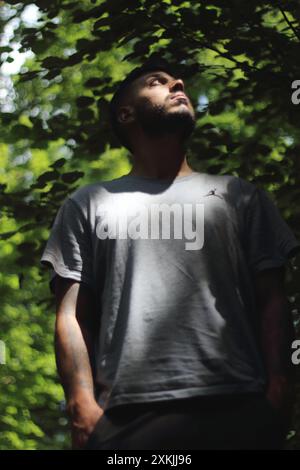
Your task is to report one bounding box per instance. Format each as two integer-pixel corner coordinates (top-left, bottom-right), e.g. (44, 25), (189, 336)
(203, 188), (224, 199)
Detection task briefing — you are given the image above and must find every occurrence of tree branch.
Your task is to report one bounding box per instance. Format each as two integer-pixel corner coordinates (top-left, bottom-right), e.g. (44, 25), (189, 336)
(279, 8), (300, 41)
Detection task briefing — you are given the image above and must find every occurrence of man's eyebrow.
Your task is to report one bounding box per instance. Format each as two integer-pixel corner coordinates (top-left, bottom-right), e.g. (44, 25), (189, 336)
(142, 72), (174, 83)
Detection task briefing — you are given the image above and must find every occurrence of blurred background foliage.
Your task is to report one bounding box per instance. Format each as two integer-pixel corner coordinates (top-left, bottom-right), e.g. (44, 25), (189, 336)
(0, 0), (299, 449)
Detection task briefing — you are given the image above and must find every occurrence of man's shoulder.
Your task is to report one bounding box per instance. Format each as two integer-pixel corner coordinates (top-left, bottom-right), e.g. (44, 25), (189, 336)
(67, 175), (127, 207)
(198, 172), (257, 197)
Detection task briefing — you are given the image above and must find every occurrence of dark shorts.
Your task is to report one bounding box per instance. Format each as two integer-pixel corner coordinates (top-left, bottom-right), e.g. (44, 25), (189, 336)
(84, 393), (286, 450)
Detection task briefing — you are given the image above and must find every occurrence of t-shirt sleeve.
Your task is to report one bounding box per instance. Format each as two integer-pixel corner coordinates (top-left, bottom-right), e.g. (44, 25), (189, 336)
(40, 197), (93, 294)
(243, 185), (300, 274)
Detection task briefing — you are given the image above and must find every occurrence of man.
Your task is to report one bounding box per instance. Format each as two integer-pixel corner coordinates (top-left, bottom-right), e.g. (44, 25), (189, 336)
(41, 60), (300, 450)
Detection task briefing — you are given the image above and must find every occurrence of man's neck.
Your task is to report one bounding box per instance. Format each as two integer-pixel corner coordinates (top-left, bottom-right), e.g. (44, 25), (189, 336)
(129, 134), (194, 180)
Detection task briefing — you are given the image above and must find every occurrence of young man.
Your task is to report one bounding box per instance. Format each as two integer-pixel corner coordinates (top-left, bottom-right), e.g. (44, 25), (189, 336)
(41, 61), (300, 450)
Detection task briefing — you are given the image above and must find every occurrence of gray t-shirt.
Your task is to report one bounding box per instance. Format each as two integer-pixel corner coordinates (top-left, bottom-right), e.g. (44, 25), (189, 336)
(40, 172), (300, 411)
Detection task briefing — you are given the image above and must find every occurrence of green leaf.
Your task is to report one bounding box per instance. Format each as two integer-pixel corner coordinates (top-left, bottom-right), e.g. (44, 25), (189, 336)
(76, 96), (95, 107)
(61, 171), (84, 184)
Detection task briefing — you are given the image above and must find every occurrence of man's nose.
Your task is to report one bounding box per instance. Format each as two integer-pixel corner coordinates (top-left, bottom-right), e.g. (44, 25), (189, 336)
(169, 78), (185, 92)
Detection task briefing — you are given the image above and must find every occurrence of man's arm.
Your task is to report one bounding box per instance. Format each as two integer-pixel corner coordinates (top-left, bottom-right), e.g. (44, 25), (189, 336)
(54, 275), (104, 449)
(254, 266), (296, 430)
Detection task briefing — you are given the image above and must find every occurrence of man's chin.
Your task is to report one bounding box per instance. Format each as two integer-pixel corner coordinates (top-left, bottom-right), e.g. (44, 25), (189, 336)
(136, 105), (195, 139)
(165, 110), (195, 128)
(168, 106), (195, 121)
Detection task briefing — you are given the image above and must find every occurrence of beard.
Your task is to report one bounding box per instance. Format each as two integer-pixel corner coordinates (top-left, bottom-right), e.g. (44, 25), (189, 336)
(134, 97), (196, 142)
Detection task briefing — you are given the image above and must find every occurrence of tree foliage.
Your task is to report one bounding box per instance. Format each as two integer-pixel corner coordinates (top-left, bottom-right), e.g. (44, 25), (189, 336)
(0, 0), (299, 449)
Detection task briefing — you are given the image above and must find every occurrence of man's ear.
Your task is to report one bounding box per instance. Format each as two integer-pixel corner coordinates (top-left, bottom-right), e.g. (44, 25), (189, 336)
(117, 105), (135, 125)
